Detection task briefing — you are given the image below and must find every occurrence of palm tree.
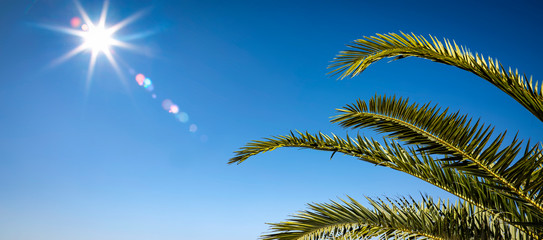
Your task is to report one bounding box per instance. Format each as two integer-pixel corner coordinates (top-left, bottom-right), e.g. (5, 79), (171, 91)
(230, 32), (543, 239)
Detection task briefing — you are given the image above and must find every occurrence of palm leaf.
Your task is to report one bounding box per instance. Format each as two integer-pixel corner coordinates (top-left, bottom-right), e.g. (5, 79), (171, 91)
(332, 95), (543, 217)
(231, 33), (543, 239)
(263, 196), (523, 240)
(230, 131), (541, 237)
(328, 32), (543, 122)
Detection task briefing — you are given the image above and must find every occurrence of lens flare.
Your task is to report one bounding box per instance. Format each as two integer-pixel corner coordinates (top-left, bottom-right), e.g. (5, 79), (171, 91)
(175, 112), (189, 123)
(169, 104), (179, 114)
(189, 124), (198, 133)
(162, 99), (173, 111)
(143, 78), (152, 87)
(145, 84), (154, 91)
(135, 73), (145, 86)
(70, 17), (81, 28)
(143, 78), (153, 91)
(48, 2), (208, 139)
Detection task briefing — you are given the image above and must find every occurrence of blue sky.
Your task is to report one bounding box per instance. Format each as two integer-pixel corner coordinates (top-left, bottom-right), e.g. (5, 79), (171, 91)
(1, 0), (542, 239)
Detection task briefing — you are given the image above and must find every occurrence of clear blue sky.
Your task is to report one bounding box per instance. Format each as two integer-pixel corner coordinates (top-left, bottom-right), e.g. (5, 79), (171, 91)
(1, 0), (542, 239)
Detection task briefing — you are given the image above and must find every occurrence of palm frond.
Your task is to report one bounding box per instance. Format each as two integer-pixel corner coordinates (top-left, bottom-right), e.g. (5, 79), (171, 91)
(230, 131), (389, 166)
(230, 131), (541, 237)
(332, 95), (543, 217)
(263, 196), (523, 240)
(328, 32), (543, 122)
(231, 33), (543, 239)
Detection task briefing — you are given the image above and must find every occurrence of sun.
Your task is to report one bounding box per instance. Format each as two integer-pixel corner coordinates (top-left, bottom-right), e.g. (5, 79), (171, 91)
(83, 24), (114, 53)
(43, 0), (147, 88)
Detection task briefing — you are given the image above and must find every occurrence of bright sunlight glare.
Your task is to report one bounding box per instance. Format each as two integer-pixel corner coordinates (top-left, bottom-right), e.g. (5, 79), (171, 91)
(83, 25), (114, 53)
(41, 0), (148, 90)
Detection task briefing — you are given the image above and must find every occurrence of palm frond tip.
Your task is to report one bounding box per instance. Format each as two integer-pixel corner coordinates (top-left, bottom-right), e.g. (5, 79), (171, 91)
(328, 32), (543, 122)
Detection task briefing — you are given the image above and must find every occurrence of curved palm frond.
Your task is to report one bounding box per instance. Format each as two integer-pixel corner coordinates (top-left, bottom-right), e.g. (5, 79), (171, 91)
(232, 33), (543, 239)
(263, 196), (522, 240)
(230, 131), (389, 166)
(229, 131), (541, 237)
(328, 32), (543, 122)
(331, 95), (543, 219)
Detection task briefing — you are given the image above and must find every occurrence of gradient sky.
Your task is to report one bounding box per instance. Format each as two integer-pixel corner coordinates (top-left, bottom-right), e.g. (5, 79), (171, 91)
(1, 0), (542, 239)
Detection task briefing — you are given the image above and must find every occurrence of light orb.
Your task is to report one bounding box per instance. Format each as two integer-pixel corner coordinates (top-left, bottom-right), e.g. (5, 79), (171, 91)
(135, 73), (145, 86)
(189, 124), (198, 133)
(70, 17), (82, 28)
(162, 99), (173, 111)
(169, 104), (179, 114)
(143, 78), (154, 91)
(176, 112), (189, 123)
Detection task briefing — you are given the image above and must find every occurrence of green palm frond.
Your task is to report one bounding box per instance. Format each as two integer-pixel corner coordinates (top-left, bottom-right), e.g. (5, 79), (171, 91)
(332, 95), (543, 217)
(229, 131), (541, 237)
(230, 131), (389, 166)
(231, 32), (543, 239)
(263, 196), (523, 240)
(328, 32), (543, 122)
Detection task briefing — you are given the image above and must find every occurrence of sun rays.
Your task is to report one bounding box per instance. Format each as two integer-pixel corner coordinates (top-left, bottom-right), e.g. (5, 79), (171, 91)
(45, 0), (143, 88)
